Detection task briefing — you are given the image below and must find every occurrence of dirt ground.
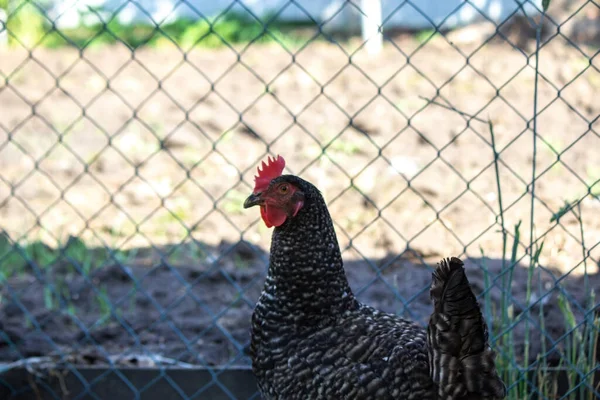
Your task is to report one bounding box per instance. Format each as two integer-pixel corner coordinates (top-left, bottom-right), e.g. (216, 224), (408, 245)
(0, 16), (600, 370)
(0, 240), (599, 369)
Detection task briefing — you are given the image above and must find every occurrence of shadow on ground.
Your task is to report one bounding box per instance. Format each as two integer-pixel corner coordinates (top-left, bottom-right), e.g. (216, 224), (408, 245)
(1, 235), (598, 370)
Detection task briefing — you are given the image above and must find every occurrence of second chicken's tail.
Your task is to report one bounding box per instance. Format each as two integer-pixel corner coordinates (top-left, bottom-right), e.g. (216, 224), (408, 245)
(427, 257), (506, 400)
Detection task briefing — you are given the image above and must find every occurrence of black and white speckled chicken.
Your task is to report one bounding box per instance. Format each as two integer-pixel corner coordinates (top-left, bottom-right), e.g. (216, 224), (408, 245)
(243, 155), (506, 400)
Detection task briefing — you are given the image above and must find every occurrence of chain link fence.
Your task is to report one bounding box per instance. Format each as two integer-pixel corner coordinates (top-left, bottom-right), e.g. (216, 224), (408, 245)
(0, 0), (599, 398)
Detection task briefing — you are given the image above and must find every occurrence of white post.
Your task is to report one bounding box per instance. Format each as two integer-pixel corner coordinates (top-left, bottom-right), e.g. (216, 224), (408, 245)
(0, 9), (7, 48)
(361, 0), (383, 55)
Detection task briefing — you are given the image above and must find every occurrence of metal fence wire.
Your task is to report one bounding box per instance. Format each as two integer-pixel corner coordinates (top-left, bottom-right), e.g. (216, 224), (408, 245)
(0, 0), (599, 398)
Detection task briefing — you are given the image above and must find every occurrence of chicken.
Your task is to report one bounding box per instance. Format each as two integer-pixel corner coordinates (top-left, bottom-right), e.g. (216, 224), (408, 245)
(243, 155), (506, 400)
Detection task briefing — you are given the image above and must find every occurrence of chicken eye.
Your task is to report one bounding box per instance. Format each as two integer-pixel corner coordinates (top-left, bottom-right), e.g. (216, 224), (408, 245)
(278, 184), (289, 194)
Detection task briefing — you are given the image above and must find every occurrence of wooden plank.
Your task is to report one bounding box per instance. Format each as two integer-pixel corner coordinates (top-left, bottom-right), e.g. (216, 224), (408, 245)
(0, 366), (260, 400)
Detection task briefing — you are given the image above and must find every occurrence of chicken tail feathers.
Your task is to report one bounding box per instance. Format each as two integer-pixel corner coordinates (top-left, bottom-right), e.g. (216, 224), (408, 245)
(427, 257), (506, 400)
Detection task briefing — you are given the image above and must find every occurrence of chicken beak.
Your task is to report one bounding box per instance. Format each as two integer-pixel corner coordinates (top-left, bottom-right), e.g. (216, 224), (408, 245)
(243, 192), (263, 209)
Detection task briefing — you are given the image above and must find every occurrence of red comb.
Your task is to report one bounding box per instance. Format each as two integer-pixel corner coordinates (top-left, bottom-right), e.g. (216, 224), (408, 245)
(253, 155), (285, 193)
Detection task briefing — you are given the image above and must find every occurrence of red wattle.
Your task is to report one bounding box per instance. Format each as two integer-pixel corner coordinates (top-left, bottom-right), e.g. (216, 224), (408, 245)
(260, 206), (272, 228)
(260, 205), (287, 228)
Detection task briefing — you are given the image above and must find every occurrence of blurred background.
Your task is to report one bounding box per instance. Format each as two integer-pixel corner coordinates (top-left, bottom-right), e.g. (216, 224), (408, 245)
(0, 0), (599, 398)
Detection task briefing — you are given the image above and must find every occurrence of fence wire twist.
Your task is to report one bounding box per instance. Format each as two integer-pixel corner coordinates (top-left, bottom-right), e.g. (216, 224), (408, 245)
(0, 0), (599, 399)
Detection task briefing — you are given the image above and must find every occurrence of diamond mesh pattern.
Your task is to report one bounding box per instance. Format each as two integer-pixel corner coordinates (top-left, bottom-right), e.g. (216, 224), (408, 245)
(0, 0), (599, 399)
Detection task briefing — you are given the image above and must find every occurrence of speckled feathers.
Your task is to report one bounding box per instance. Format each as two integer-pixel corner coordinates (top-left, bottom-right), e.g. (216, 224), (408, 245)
(246, 157), (506, 400)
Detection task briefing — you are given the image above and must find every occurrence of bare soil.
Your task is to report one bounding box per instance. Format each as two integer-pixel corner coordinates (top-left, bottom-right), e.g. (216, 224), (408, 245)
(0, 26), (599, 368)
(1, 240), (599, 368)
